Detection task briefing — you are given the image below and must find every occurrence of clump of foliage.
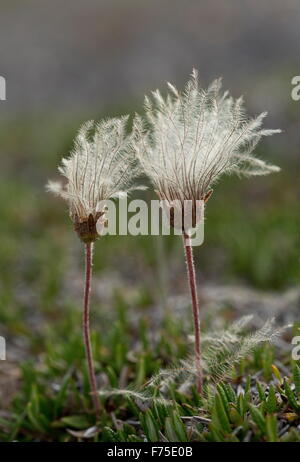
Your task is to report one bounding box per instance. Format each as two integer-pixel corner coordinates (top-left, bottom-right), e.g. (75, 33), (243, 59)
(0, 308), (298, 442)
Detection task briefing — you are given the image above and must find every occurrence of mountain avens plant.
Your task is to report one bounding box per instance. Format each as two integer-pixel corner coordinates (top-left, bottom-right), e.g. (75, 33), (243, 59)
(133, 70), (281, 394)
(47, 117), (140, 415)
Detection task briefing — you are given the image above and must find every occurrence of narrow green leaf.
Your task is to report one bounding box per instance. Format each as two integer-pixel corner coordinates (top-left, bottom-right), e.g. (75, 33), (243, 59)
(266, 385), (277, 413)
(214, 393), (231, 433)
(223, 383), (237, 403)
(141, 411), (159, 442)
(266, 414), (278, 442)
(216, 384), (230, 415)
(171, 412), (188, 442)
(165, 416), (179, 442)
(59, 415), (91, 429)
(284, 380), (300, 411)
(245, 376), (251, 393)
(293, 364), (300, 394)
(229, 405), (243, 425)
(271, 364), (283, 384)
(249, 404), (266, 434)
(209, 423), (225, 442)
(237, 393), (246, 417)
(256, 381), (266, 402)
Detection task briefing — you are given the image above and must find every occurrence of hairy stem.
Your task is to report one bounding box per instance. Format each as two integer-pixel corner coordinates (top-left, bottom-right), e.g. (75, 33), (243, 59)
(83, 242), (101, 415)
(182, 233), (203, 394)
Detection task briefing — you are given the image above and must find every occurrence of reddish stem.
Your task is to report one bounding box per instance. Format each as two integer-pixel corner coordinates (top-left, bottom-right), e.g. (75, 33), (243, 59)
(83, 242), (101, 415)
(183, 233), (203, 394)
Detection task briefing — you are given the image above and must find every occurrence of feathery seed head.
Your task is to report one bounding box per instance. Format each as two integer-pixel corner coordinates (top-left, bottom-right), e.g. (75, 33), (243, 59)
(133, 70), (281, 221)
(47, 117), (140, 242)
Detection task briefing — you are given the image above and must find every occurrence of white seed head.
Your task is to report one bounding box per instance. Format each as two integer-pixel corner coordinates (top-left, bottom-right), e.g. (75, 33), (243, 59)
(133, 69), (281, 205)
(47, 117), (141, 241)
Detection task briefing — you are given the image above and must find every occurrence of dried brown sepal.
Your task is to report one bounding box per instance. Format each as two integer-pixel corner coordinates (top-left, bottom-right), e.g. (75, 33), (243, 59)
(203, 189), (213, 203)
(156, 189), (213, 231)
(73, 212), (104, 243)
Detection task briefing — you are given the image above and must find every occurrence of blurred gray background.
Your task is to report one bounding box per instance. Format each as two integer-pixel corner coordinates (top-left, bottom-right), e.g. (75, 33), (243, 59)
(0, 0), (299, 119)
(0, 0), (299, 166)
(0, 0), (299, 293)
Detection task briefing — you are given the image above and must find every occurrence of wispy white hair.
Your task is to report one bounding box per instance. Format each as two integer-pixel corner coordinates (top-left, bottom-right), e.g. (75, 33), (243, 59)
(133, 69), (281, 204)
(47, 116), (141, 221)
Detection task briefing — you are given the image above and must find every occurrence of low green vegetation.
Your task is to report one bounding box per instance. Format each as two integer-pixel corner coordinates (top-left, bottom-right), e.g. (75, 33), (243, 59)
(0, 116), (299, 442)
(0, 303), (299, 441)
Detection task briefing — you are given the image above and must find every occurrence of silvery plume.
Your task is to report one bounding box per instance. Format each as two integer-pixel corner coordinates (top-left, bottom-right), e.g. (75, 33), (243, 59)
(133, 70), (281, 394)
(47, 117), (141, 242)
(133, 69), (281, 230)
(46, 115), (142, 414)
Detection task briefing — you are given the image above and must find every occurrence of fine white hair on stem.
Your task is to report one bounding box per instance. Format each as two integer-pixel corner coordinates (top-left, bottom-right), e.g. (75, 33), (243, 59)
(47, 116), (141, 222)
(94, 317), (286, 402)
(133, 69), (281, 204)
